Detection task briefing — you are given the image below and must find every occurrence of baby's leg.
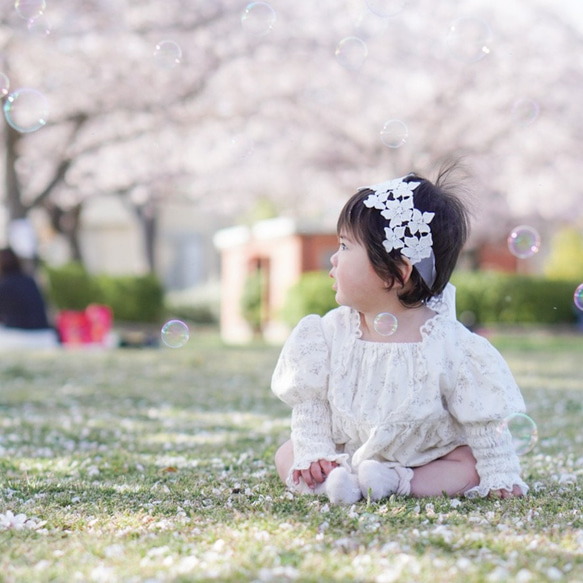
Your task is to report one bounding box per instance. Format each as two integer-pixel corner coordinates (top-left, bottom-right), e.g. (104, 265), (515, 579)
(410, 445), (479, 497)
(274, 439), (294, 483)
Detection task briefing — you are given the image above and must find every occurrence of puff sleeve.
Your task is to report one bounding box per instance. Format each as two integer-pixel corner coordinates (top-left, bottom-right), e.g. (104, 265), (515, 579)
(446, 330), (529, 497)
(271, 315), (348, 482)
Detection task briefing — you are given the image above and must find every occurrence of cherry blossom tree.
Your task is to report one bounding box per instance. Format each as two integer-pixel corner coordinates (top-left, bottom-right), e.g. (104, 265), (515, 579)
(0, 0), (580, 270)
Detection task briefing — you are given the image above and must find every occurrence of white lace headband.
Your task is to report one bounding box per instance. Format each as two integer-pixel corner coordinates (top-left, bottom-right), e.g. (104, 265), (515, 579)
(360, 175), (437, 288)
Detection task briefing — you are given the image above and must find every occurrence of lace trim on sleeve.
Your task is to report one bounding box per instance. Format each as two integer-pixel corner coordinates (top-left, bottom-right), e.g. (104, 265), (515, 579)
(463, 422), (529, 498)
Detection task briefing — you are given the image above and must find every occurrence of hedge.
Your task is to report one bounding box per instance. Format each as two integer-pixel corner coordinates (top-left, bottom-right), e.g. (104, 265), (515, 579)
(44, 263), (164, 323)
(281, 269), (580, 327)
(451, 271), (579, 325)
(280, 270), (337, 326)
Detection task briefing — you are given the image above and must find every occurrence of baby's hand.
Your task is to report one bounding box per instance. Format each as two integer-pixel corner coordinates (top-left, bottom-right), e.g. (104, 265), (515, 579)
(489, 485), (524, 499)
(292, 459), (338, 489)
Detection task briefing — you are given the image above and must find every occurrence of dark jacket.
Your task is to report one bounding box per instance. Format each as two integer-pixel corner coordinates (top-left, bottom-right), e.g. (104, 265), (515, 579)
(0, 273), (51, 329)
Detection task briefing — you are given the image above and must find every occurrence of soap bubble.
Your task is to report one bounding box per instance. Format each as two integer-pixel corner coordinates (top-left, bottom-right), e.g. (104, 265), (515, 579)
(446, 17), (492, 63)
(241, 2), (276, 37)
(3, 88), (49, 133)
(154, 40), (182, 69)
(0, 73), (10, 97)
(335, 37), (368, 70)
(373, 312), (398, 336)
(365, 0), (406, 18)
(161, 320), (190, 348)
(27, 14), (51, 36)
(15, 0), (45, 20)
(511, 98), (540, 127)
(496, 413), (538, 456)
(507, 225), (541, 259)
(380, 119), (408, 148)
(574, 283), (583, 311)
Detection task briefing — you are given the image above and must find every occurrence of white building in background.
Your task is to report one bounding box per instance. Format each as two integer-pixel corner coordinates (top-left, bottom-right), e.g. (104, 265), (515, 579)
(26, 195), (223, 296)
(80, 195), (148, 276)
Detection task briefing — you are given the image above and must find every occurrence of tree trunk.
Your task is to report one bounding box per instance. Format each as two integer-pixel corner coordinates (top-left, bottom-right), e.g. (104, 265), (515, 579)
(45, 202), (84, 263)
(4, 125), (27, 220)
(142, 202), (157, 273)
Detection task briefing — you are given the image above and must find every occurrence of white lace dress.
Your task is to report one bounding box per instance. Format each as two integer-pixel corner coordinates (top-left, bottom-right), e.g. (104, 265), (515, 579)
(271, 305), (529, 497)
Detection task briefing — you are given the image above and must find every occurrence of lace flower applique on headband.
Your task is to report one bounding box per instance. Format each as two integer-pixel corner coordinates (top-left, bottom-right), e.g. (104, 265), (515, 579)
(360, 176), (437, 287)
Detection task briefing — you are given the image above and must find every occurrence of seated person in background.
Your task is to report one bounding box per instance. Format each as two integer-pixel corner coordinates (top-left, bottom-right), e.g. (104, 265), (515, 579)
(0, 247), (59, 349)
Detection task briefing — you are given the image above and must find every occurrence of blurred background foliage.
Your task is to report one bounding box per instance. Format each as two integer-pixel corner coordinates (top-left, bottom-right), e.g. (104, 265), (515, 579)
(45, 263), (164, 323)
(279, 269), (580, 328)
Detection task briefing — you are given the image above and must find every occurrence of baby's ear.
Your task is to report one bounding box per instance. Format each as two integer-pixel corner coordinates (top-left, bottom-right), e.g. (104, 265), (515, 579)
(398, 258), (414, 285)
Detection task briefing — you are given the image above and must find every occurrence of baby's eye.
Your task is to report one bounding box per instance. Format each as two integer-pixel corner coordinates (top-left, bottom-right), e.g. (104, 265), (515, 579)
(339, 242), (347, 251)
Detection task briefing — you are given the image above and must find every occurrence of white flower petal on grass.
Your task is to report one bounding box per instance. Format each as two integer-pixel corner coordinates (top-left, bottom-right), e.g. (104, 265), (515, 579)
(0, 510), (33, 530)
(546, 567), (564, 580)
(487, 566), (510, 582)
(516, 569), (534, 583)
(456, 557), (472, 571)
(558, 473), (577, 484)
(258, 566), (299, 581)
(104, 544), (125, 558)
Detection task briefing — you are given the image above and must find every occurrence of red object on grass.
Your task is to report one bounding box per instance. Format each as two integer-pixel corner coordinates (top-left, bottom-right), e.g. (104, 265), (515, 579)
(56, 304), (112, 345)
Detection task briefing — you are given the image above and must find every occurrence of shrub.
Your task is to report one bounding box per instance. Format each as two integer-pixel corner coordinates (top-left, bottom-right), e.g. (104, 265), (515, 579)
(44, 262), (101, 310)
(45, 263), (164, 323)
(452, 271), (579, 325)
(241, 270), (264, 333)
(279, 269), (579, 327)
(96, 273), (164, 322)
(280, 270), (337, 326)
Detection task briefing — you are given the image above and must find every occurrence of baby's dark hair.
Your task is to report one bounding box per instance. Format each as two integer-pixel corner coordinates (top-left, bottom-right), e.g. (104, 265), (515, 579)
(337, 162), (471, 307)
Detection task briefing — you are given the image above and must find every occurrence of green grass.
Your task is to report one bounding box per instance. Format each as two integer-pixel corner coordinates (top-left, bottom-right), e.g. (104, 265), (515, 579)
(0, 329), (582, 582)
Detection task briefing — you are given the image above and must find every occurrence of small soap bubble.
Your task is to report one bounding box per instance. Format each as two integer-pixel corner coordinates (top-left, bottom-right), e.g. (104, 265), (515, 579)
(241, 2), (276, 37)
(507, 225), (541, 259)
(3, 88), (49, 133)
(365, 0), (406, 18)
(496, 413), (538, 456)
(574, 283), (583, 312)
(27, 13), (51, 36)
(154, 40), (182, 69)
(512, 98), (540, 127)
(15, 0), (45, 20)
(0, 73), (10, 97)
(446, 17), (492, 63)
(161, 319), (190, 348)
(335, 37), (368, 70)
(380, 119), (408, 148)
(373, 312), (398, 336)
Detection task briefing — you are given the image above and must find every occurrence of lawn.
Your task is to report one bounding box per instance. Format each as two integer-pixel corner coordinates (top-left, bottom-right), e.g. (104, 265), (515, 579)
(0, 328), (582, 582)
